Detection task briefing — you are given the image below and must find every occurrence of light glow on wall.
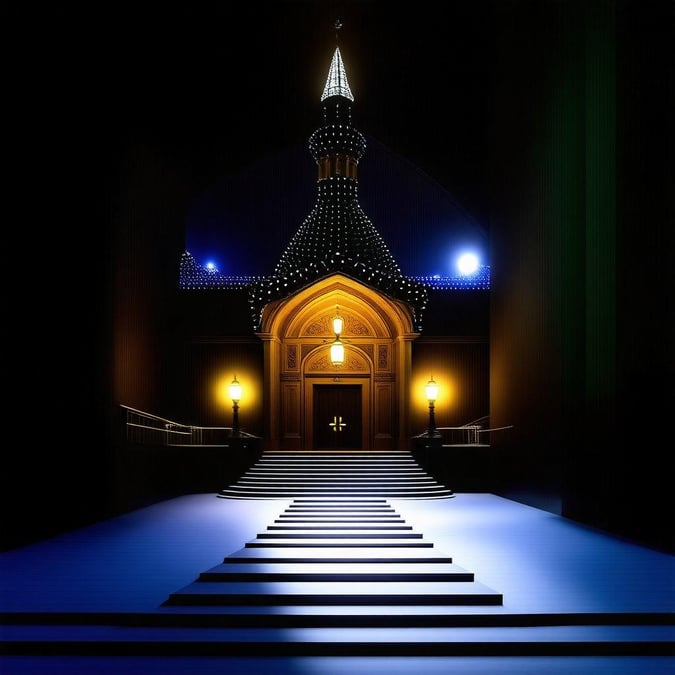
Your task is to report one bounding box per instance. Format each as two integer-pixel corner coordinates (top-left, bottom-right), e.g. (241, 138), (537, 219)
(411, 372), (457, 415)
(213, 369), (261, 416)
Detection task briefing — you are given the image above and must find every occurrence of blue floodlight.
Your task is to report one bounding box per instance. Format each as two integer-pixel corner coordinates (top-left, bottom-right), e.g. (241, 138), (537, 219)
(456, 252), (479, 275)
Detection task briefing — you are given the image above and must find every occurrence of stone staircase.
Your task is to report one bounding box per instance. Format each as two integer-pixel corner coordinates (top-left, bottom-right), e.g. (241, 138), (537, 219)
(217, 450), (455, 499)
(164, 497), (501, 616)
(160, 452), (498, 646)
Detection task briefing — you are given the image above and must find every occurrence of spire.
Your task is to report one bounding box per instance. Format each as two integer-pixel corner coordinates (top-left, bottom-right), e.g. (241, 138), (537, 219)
(248, 31), (428, 332)
(320, 47), (354, 102)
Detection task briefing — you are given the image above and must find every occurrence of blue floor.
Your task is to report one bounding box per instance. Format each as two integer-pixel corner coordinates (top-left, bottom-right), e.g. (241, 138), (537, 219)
(1, 493), (673, 673)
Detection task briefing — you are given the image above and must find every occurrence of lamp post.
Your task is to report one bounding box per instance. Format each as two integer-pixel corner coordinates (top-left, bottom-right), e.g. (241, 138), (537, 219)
(425, 376), (441, 439)
(228, 375), (242, 437)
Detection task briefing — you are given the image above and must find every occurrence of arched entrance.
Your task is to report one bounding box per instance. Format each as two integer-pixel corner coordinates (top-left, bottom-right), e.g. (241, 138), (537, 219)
(257, 274), (419, 451)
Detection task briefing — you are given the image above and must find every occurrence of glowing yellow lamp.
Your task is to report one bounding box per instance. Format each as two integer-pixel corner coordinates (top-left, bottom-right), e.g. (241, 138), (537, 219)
(330, 338), (345, 367)
(332, 306), (343, 336)
(228, 375), (242, 403)
(425, 377), (439, 403)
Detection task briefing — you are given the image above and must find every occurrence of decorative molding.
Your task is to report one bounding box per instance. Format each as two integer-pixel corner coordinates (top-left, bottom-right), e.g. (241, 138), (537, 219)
(345, 354), (367, 371)
(287, 344), (298, 370)
(346, 316), (370, 335)
(307, 354), (335, 371)
(305, 317), (330, 336)
(306, 349), (369, 373)
(378, 344), (388, 369)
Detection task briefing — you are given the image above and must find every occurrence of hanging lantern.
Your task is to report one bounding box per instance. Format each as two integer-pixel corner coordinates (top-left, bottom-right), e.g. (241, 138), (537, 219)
(332, 305), (344, 337)
(330, 338), (345, 367)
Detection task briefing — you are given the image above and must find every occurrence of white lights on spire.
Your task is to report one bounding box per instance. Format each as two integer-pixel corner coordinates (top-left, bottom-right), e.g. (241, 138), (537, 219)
(321, 47), (354, 102)
(178, 40), (491, 335)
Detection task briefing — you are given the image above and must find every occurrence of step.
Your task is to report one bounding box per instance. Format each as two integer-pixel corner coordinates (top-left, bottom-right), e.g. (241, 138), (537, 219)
(274, 518), (406, 523)
(284, 505), (397, 509)
(282, 510), (398, 514)
(164, 581), (503, 606)
(236, 478), (438, 484)
(253, 463), (419, 467)
(248, 466), (422, 472)
(293, 499), (388, 503)
(197, 562), (474, 582)
(4, 622), (672, 656)
(278, 511), (401, 516)
(265, 525), (414, 530)
(219, 495), (452, 500)
(225, 547), (453, 563)
(224, 487), (443, 493)
(276, 510), (401, 516)
(245, 539), (435, 548)
(250, 469), (423, 472)
(255, 533), (424, 540)
(245, 470), (427, 475)
(219, 488), (453, 496)
(260, 452), (415, 456)
(256, 455), (417, 460)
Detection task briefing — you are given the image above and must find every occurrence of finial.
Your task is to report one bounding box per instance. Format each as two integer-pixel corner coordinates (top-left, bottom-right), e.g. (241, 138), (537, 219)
(334, 19), (342, 42)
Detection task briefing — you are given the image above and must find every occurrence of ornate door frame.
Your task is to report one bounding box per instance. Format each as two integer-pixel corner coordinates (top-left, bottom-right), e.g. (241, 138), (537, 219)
(257, 274), (419, 451)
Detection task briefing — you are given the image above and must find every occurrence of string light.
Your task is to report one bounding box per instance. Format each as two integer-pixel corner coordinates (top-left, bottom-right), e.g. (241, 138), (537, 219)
(247, 47), (431, 332)
(177, 47), (490, 330)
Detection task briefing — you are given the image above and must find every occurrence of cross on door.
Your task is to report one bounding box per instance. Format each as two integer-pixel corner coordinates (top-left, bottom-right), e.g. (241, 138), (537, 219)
(313, 384), (362, 449)
(329, 416), (347, 432)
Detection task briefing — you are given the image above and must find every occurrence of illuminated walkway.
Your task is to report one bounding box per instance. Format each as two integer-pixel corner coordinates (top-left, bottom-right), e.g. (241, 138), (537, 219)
(1, 488), (673, 672)
(166, 497), (501, 614)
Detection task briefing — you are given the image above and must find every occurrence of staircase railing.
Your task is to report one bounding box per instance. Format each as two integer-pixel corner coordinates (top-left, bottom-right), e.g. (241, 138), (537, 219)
(121, 404), (258, 448)
(413, 417), (514, 447)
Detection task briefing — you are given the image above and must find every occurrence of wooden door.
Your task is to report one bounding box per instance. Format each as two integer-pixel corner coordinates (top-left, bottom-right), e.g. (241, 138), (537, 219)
(313, 384), (362, 449)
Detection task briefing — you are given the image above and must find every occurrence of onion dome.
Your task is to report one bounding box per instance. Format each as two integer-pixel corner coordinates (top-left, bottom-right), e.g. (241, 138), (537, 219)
(249, 46), (427, 331)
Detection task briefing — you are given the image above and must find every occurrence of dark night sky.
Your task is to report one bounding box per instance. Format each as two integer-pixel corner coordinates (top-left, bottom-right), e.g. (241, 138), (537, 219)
(5, 1), (521, 285)
(104, 1), (497, 276)
(9, 1), (670, 274)
(102, 1), (495, 186)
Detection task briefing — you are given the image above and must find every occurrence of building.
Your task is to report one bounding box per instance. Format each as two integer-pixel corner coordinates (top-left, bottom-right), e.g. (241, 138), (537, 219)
(174, 43), (489, 456)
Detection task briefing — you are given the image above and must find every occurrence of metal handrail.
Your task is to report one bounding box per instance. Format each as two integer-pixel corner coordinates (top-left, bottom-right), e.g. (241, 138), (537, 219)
(415, 420), (514, 446)
(121, 404), (258, 447)
(120, 404), (186, 429)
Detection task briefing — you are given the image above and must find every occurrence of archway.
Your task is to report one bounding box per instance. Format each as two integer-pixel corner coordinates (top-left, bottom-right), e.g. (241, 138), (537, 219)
(257, 274), (419, 450)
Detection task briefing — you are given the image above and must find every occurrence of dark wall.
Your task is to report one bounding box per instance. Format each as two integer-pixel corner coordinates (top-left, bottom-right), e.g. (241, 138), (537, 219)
(412, 288), (490, 435)
(111, 142), (191, 414)
(612, 0), (674, 550)
(490, 0), (673, 552)
(411, 339), (490, 433)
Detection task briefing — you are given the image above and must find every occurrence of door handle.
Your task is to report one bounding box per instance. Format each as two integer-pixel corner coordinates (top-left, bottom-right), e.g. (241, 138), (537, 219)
(329, 416), (347, 432)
